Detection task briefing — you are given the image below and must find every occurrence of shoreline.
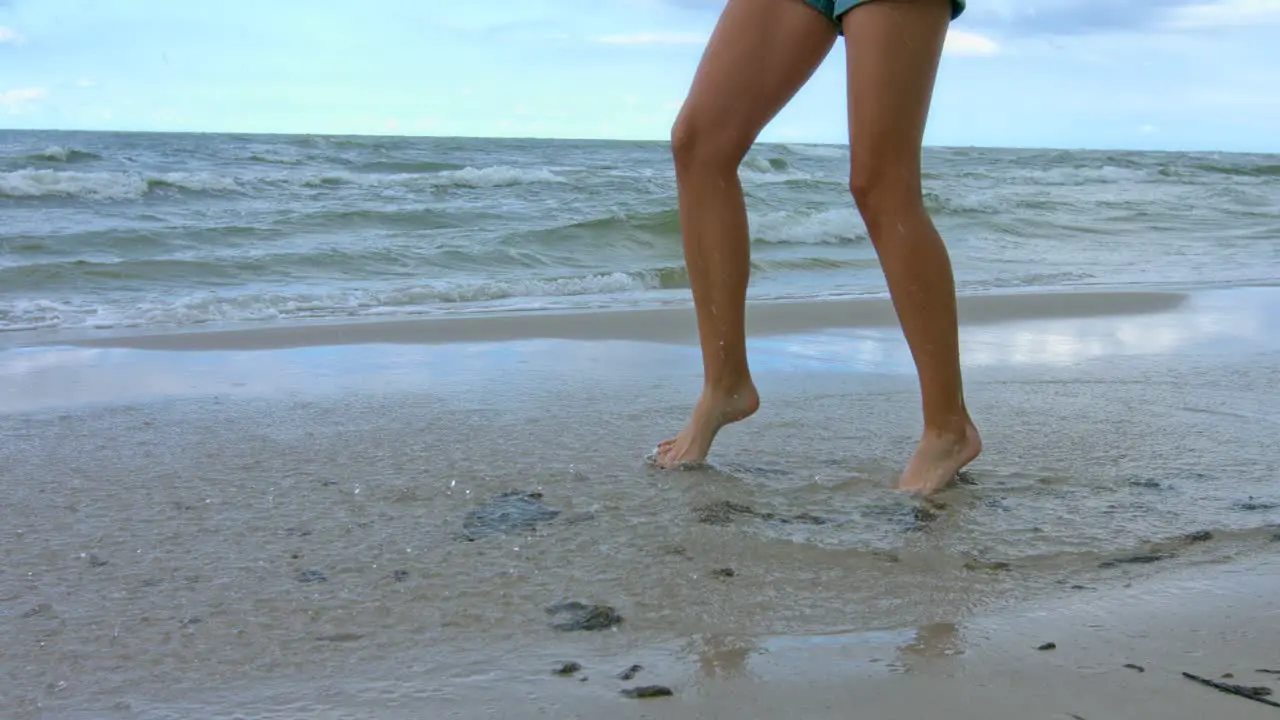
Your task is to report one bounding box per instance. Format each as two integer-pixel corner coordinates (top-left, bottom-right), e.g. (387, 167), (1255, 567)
(15, 287), (1193, 352)
(2, 284), (1276, 414)
(6, 280), (1279, 353)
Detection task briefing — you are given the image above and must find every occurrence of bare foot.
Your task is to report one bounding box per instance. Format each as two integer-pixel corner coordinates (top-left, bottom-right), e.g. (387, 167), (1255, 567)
(896, 420), (982, 496)
(654, 383), (760, 468)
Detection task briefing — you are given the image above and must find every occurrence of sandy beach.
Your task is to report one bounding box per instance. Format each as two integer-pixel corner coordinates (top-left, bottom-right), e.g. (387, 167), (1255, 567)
(3, 284), (1278, 719)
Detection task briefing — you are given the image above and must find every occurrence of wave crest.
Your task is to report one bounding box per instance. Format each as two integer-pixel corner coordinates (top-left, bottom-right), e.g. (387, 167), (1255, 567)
(0, 169), (240, 200)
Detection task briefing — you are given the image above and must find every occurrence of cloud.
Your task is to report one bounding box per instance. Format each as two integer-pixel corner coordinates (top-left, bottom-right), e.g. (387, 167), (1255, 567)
(944, 30), (1000, 56)
(0, 87), (47, 111)
(652, 0), (1242, 37)
(650, 0), (723, 10)
(0, 25), (24, 44)
(1164, 0), (1280, 29)
(596, 31), (707, 46)
(954, 0), (1206, 35)
(1, 87), (45, 103)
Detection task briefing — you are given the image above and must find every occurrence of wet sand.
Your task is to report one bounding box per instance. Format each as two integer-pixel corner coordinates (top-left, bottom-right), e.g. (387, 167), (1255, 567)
(2, 285), (1278, 718)
(404, 554), (1280, 720)
(204, 554), (1272, 720)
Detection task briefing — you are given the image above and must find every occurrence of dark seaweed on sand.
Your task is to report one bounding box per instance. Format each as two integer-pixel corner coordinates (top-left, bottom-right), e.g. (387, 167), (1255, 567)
(1098, 553), (1172, 568)
(457, 490), (561, 541)
(545, 601), (623, 631)
(1182, 672), (1280, 708)
(693, 500), (829, 527)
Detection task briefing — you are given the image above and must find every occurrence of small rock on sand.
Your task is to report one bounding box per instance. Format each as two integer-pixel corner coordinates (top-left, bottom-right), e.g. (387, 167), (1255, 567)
(621, 685), (673, 699)
(546, 601), (623, 631)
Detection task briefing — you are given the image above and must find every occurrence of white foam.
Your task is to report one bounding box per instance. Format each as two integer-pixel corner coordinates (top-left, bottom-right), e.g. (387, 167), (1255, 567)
(0, 299), (67, 332)
(783, 143), (849, 159)
(430, 166), (565, 188)
(749, 207), (868, 245)
(0, 169), (240, 200)
(997, 165), (1155, 186)
(301, 166), (565, 190)
(0, 164), (561, 201)
(35, 145), (72, 162)
(0, 271), (666, 331)
(0, 169), (148, 200)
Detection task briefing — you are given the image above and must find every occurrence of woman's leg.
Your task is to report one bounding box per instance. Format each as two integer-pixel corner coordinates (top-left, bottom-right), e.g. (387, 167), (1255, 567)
(840, 0), (981, 494)
(655, 0), (838, 468)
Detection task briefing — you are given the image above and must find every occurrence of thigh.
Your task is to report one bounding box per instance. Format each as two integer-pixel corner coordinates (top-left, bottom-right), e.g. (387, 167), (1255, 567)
(839, 0), (951, 184)
(836, 0), (964, 21)
(676, 0), (839, 152)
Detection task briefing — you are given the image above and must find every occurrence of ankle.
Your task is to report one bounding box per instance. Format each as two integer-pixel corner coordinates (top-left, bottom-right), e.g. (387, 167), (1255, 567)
(702, 377), (757, 400)
(923, 416), (970, 440)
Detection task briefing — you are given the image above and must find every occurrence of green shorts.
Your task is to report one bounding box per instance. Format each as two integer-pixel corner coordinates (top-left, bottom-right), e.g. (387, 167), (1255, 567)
(803, 0), (966, 29)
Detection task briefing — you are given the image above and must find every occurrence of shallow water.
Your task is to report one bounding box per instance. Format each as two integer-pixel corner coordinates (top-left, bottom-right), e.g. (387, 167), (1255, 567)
(2, 288), (1278, 717)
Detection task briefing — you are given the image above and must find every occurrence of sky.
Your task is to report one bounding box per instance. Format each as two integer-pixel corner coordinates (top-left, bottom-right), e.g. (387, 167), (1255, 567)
(1, 0), (1278, 152)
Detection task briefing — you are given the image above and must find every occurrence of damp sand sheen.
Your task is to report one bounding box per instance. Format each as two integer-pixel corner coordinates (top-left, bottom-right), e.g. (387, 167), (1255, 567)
(2, 131), (1280, 718)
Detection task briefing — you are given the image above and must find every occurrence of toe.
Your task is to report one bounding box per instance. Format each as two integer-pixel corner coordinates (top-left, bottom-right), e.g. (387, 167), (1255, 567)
(654, 444), (674, 467)
(658, 439), (689, 469)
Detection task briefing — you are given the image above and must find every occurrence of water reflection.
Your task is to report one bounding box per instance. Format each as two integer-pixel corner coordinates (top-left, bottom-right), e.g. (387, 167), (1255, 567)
(755, 286), (1274, 374)
(897, 621), (965, 665)
(683, 634), (759, 682)
(721, 621), (968, 683)
(0, 338), (675, 413)
(1, 287), (1275, 413)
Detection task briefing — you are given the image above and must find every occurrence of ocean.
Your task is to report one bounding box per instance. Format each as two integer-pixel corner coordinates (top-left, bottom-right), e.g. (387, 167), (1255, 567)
(2, 130), (1278, 339)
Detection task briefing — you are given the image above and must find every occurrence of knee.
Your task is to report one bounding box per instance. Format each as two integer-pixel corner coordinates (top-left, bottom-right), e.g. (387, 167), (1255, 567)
(670, 110), (751, 176)
(848, 155), (923, 219)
